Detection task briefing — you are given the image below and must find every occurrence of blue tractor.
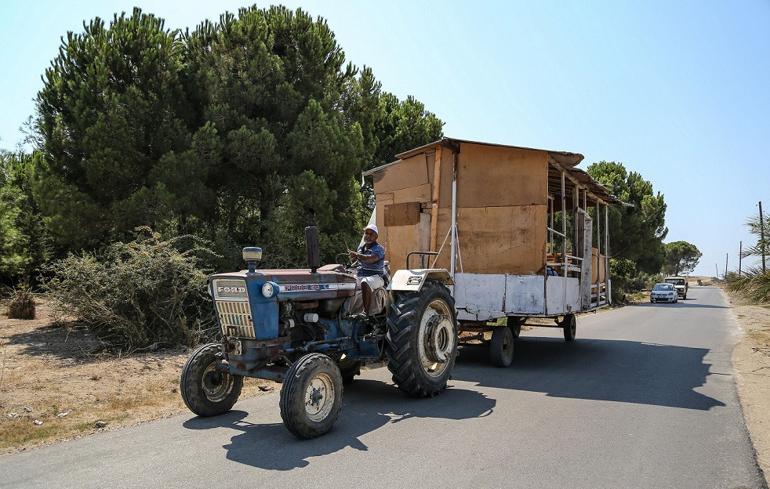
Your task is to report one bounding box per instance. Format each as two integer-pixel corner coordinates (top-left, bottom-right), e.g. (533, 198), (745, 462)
(180, 226), (457, 439)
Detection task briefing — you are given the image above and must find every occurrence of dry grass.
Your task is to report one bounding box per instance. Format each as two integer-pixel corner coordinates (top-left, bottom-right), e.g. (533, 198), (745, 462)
(689, 275), (717, 286)
(6, 288), (36, 320)
(0, 298), (277, 453)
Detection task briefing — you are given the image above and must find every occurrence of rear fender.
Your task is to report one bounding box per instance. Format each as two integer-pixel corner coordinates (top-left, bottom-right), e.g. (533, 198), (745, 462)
(388, 269), (453, 292)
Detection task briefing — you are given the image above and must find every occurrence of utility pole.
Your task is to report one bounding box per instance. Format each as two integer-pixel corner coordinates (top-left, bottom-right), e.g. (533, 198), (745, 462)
(759, 200), (767, 274)
(724, 253), (729, 279)
(715, 263), (719, 279)
(739, 241), (742, 277)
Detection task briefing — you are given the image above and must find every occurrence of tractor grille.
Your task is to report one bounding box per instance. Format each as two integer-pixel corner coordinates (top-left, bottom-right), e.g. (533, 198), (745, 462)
(214, 300), (255, 339)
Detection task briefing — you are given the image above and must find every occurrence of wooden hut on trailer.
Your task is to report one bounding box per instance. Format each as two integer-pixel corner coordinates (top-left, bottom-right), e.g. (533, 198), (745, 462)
(363, 138), (620, 363)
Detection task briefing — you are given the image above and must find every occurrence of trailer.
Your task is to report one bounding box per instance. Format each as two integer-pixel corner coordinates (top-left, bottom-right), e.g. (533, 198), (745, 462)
(363, 138), (621, 366)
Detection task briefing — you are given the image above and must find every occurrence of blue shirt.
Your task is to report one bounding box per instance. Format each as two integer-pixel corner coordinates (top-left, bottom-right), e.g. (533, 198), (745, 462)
(357, 242), (386, 277)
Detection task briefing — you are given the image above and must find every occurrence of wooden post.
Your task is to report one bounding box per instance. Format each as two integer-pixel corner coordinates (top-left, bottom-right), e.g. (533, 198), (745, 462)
(595, 200), (600, 297)
(449, 151), (458, 277)
(572, 187), (581, 256)
(759, 200), (767, 274)
(430, 145), (443, 252)
(561, 171), (567, 310)
(725, 253), (729, 278)
(561, 171), (567, 278)
(739, 241), (742, 277)
(605, 204), (610, 304)
(596, 201), (600, 255)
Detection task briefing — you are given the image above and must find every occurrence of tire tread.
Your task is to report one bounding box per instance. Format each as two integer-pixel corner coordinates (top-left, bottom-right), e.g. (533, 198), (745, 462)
(180, 343), (242, 417)
(280, 353), (343, 439)
(386, 281), (457, 398)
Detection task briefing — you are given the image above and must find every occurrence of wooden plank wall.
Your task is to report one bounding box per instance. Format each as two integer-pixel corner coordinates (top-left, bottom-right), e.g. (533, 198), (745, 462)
(372, 143), (549, 274)
(591, 248), (607, 282)
(372, 153), (433, 270)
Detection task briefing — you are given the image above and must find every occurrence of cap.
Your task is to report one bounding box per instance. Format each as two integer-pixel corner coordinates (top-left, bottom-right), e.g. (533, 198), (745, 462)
(364, 224), (379, 236)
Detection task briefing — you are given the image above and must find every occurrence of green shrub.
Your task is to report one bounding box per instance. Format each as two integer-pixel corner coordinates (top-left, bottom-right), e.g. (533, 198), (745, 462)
(7, 287), (36, 319)
(43, 228), (219, 350)
(726, 268), (770, 304)
(607, 258), (663, 303)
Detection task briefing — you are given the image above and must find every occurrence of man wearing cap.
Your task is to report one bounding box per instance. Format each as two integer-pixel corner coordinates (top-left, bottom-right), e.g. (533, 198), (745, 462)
(348, 224), (386, 315)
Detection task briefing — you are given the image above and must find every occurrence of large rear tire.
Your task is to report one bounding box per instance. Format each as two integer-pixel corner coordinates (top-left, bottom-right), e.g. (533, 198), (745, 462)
(180, 343), (243, 417)
(386, 280), (458, 398)
(280, 353), (343, 439)
(489, 326), (514, 367)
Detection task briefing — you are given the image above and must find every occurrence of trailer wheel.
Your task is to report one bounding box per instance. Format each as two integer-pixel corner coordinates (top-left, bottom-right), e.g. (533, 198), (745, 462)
(280, 353), (343, 439)
(489, 326), (514, 367)
(562, 314), (577, 342)
(180, 343), (243, 417)
(507, 316), (524, 338)
(386, 280), (457, 398)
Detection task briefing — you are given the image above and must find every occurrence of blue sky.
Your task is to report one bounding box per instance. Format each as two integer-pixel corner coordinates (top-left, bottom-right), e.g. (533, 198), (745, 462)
(1, 0), (768, 276)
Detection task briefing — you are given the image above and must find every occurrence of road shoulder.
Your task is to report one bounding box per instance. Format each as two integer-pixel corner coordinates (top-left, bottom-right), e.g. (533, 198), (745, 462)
(729, 293), (770, 485)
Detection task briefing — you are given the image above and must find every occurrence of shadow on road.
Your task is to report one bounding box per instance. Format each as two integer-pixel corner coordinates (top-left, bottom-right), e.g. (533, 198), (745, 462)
(632, 301), (728, 310)
(455, 337), (725, 411)
(183, 380), (495, 470)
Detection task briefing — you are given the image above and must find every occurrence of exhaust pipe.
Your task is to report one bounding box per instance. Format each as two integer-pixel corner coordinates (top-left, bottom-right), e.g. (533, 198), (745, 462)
(305, 226), (320, 273)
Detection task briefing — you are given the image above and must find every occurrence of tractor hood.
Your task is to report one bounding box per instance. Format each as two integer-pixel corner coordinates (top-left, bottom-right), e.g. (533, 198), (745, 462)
(211, 265), (357, 300)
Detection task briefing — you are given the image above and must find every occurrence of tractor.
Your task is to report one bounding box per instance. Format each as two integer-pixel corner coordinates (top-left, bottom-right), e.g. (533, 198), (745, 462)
(179, 226), (457, 439)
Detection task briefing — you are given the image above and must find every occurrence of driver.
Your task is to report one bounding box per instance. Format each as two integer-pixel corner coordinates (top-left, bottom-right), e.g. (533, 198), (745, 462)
(348, 224), (386, 315)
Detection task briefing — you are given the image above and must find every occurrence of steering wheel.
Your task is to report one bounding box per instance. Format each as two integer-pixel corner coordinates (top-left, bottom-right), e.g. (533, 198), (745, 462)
(335, 252), (358, 269)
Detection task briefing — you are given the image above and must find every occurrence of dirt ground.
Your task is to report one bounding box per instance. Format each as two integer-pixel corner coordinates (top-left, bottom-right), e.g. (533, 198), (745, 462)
(0, 298), (278, 453)
(729, 293), (770, 483)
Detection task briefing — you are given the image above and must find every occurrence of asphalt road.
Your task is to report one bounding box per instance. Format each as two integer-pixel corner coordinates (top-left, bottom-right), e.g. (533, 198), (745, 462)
(1, 286), (765, 489)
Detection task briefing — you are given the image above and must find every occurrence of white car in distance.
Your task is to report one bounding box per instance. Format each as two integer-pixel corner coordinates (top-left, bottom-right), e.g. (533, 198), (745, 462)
(650, 283), (678, 303)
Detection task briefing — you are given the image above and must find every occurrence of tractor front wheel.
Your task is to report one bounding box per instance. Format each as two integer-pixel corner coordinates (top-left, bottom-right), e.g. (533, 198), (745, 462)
(386, 280), (458, 397)
(180, 343), (243, 417)
(280, 353), (343, 439)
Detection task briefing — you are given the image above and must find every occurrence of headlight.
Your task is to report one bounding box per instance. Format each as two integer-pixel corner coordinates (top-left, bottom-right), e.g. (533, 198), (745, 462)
(261, 281), (278, 298)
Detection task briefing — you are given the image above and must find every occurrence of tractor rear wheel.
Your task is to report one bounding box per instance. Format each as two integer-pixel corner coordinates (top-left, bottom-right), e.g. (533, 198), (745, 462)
(180, 343), (243, 417)
(386, 280), (457, 398)
(489, 326), (514, 367)
(280, 353), (343, 439)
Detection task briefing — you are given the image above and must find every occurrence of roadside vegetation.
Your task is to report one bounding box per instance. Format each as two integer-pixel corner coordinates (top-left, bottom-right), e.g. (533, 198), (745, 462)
(723, 209), (770, 479)
(586, 162), (702, 301)
(726, 210), (770, 303)
(43, 229), (218, 351)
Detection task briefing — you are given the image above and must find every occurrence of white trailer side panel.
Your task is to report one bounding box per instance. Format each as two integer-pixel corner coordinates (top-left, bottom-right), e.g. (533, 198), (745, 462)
(504, 275), (545, 314)
(454, 273), (547, 320)
(545, 276), (580, 314)
(454, 273), (506, 321)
